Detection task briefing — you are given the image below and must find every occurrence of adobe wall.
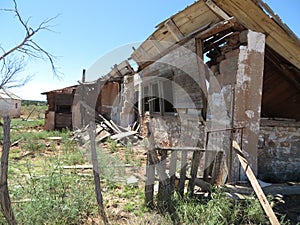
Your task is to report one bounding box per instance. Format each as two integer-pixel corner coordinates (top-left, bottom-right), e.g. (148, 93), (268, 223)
(258, 120), (300, 182)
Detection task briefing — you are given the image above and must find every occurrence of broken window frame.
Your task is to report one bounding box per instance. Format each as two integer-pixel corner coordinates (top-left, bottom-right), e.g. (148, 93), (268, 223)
(142, 73), (175, 116)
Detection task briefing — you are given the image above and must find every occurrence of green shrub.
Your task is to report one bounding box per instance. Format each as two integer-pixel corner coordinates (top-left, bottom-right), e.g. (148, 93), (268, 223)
(167, 188), (269, 225)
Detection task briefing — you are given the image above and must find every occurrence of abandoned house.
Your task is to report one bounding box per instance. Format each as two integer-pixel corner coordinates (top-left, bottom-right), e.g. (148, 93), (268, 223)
(42, 85), (78, 130)
(125, 0), (300, 187)
(55, 0), (300, 191)
(0, 88), (22, 118)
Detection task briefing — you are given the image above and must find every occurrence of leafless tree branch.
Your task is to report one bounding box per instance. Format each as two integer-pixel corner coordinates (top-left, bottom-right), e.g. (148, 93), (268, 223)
(0, 56), (33, 89)
(0, 2), (61, 223)
(0, 0), (61, 80)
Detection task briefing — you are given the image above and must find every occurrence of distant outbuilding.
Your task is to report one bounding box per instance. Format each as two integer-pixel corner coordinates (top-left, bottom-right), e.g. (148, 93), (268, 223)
(0, 88), (22, 118)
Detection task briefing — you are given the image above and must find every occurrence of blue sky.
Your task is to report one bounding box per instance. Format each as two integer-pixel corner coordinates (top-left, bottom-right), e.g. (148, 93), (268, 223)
(1, 0), (299, 100)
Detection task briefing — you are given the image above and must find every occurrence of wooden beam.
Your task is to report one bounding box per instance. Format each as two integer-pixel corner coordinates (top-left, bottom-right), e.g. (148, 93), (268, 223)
(232, 141), (280, 225)
(164, 19), (184, 42)
(156, 146), (205, 152)
(135, 18), (236, 71)
(205, 0), (231, 20)
(149, 36), (164, 54)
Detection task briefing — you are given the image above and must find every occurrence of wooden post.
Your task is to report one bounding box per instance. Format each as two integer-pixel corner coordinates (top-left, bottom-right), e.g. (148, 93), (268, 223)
(188, 150), (202, 194)
(80, 69), (86, 127)
(0, 116), (17, 225)
(211, 150), (228, 185)
(169, 151), (177, 195)
(146, 122), (172, 211)
(88, 121), (109, 225)
(178, 151), (187, 197)
(145, 132), (155, 207)
(157, 150), (169, 211)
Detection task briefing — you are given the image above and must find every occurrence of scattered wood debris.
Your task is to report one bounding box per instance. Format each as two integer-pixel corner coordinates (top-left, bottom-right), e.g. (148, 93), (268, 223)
(72, 114), (141, 146)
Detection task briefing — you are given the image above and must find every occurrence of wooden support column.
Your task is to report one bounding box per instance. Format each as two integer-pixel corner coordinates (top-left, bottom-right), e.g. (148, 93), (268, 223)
(233, 30), (265, 179)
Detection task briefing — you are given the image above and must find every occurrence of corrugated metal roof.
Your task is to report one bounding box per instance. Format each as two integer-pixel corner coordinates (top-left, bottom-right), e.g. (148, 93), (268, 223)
(0, 88), (22, 100)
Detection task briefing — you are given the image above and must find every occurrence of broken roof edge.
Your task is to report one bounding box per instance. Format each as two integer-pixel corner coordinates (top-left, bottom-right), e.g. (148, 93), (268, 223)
(253, 0), (300, 44)
(131, 0), (300, 71)
(0, 88), (22, 100)
(154, 1), (200, 29)
(94, 60), (135, 84)
(41, 84), (78, 95)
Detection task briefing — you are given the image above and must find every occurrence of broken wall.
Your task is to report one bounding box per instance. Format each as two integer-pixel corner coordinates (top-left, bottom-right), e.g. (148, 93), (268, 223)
(44, 86), (77, 130)
(119, 75), (136, 128)
(206, 30), (265, 181)
(140, 38), (205, 147)
(95, 82), (120, 120)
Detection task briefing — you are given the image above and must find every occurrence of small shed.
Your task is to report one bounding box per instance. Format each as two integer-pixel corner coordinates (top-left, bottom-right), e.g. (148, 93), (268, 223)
(0, 88), (22, 118)
(41, 85), (78, 130)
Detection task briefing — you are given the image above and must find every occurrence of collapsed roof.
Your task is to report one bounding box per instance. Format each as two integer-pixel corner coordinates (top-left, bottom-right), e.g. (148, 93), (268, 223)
(131, 0), (300, 120)
(131, 0), (300, 69)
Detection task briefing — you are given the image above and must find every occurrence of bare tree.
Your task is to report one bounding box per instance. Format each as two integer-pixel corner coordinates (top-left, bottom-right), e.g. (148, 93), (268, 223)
(0, 1), (59, 224)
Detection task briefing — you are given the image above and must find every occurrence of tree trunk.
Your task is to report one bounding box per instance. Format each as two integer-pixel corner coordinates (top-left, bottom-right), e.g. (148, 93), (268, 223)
(0, 116), (17, 225)
(88, 121), (109, 225)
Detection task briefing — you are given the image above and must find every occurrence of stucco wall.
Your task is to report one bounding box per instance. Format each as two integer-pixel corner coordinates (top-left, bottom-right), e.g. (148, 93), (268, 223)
(0, 99), (21, 118)
(258, 120), (300, 182)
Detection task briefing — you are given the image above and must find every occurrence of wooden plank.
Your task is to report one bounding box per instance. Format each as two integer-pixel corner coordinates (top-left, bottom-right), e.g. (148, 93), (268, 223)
(205, 0), (231, 20)
(98, 114), (120, 134)
(156, 146), (205, 152)
(145, 147), (155, 207)
(158, 150), (168, 206)
(109, 120), (122, 133)
(188, 150), (202, 194)
(225, 183), (300, 196)
(133, 18), (234, 71)
(110, 131), (137, 141)
(164, 19), (184, 42)
(176, 11), (220, 36)
(169, 151), (177, 195)
(211, 151), (228, 185)
(95, 130), (111, 143)
(149, 36), (164, 54)
(178, 151), (188, 197)
(232, 141), (280, 225)
(62, 165), (93, 169)
(172, 1), (214, 31)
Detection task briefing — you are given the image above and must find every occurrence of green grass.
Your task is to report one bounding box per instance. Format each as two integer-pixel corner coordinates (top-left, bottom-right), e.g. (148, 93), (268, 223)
(5, 159), (97, 225)
(164, 189), (269, 225)
(0, 118), (97, 224)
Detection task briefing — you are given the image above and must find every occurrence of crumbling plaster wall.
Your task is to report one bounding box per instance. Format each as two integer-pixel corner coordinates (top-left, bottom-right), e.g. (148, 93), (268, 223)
(258, 120), (300, 182)
(119, 75), (136, 128)
(206, 30), (265, 181)
(140, 38), (205, 147)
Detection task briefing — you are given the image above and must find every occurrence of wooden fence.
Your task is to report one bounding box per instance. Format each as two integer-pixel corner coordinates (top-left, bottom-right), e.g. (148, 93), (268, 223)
(145, 126), (244, 209)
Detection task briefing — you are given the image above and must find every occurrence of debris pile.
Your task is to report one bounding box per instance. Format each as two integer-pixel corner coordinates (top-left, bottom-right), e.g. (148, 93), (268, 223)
(72, 114), (141, 146)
